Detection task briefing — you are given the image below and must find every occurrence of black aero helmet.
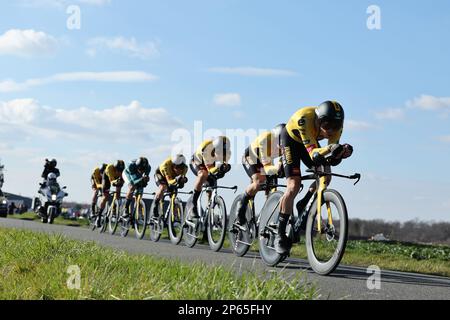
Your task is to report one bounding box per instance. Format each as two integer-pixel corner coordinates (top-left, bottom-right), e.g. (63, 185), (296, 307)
(136, 157), (149, 171)
(50, 159), (57, 167)
(115, 160), (125, 172)
(272, 123), (286, 142)
(100, 163), (108, 173)
(316, 101), (345, 131)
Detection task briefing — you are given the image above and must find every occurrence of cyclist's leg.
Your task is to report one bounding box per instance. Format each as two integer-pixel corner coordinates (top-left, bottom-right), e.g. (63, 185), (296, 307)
(122, 172), (135, 218)
(153, 170), (167, 218)
(190, 159), (208, 219)
(238, 150), (264, 224)
(91, 183), (98, 215)
(276, 128), (304, 254)
(100, 173), (111, 212)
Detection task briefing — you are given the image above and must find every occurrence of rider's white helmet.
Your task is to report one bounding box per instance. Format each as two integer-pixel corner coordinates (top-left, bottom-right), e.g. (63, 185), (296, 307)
(172, 154), (187, 167)
(212, 136), (231, 157)
(47, 173), (57, 184)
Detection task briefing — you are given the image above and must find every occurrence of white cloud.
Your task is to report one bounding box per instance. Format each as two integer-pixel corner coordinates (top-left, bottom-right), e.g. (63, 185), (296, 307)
(0, 71), (158, 92)
(209, 67), (297, 77)
(213, 93), (242, 107)
(0, 29), (59, 57)
(375, 108), (405, 120)
(406, 94), (450, 111)
(0, 99), (181, 142)
(87, 36), (159, 60)
(438, 136), (450, 143)
(346, 120), (374, 131)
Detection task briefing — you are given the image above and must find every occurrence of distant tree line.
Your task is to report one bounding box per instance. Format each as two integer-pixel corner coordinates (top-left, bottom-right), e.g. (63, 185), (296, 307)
(348, 219), (450, 244)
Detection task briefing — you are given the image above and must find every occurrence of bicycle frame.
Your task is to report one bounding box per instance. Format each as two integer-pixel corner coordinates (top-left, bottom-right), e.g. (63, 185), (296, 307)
(298, 169), (361, 234)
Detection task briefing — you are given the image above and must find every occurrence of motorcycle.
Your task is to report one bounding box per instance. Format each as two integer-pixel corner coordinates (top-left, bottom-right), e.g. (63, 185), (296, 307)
(34, 178), (68, 224)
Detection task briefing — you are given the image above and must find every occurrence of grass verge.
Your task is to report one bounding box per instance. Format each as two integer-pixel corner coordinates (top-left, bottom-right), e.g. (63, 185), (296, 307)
(0, 227), (318, 300)
(7, 213), (450, 277)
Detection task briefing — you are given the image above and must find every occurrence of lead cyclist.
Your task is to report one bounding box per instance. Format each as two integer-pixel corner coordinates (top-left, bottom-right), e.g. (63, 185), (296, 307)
(276, 101), (354, 255)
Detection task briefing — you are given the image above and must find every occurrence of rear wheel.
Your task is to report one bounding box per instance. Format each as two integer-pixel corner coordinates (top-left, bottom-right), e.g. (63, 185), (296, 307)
(207, 196), (227, 252)
(258, 191), (286, 267)
(306, 190), (348, 276)
(168, 199), (184, 245)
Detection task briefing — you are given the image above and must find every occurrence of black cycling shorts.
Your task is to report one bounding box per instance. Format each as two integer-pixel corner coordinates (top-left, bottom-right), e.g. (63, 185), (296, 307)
(280, 127), (314, 178)
(242, 147), (263, 178)
(154, 169), (168, 187)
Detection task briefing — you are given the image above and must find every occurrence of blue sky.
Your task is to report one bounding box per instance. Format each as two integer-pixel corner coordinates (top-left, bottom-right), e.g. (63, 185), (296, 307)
(0, 0), (449, 221)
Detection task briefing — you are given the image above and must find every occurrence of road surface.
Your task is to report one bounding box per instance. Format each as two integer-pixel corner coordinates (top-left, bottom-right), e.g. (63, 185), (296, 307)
(1, 218), (449, 300)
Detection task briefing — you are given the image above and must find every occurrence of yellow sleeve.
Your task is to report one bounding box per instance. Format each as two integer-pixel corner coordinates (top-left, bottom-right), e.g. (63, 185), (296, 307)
(202, 141), (216, 166)
(159, 158), (172, 179)
(92, 168), (102, 188)
(258, 132), (273, 166)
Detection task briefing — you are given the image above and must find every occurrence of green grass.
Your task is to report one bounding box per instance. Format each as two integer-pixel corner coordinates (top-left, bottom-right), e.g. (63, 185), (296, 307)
(7, 213), (450, 277)
(0, 228), (318, 300)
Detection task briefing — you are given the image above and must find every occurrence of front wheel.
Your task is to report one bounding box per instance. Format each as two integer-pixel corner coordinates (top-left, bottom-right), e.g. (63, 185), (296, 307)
(108, 200), (121, 235)
(134, 199), (148, 240)
(168, 199), (184, 245)
(149, 200), (164, 242)
(228, 194), (256, 257)
(305, 189), (348, 276)
(183, 195), (199, 248)
(207, 196), (227, 252)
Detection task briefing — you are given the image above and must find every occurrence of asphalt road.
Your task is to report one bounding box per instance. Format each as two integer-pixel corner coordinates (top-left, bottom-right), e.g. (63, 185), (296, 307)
(1, 218), (449, 300)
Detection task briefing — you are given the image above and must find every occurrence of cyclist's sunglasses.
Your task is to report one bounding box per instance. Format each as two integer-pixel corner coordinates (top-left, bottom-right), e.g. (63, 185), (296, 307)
(321, 120), (342, 132)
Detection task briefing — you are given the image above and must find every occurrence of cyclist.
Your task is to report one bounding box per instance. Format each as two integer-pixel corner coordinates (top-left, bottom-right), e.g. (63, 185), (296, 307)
(235, 124), (286, 227)
(188, 136), (232, 220)
(275, 101), (354, 255)
(152, 154), (189, 218)
(122, 157), (151, 221)
(95, 160), (125, 227)
(90, 163), (107, 218)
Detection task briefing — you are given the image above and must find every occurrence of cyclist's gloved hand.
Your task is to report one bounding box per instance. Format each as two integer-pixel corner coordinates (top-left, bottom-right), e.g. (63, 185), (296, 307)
(328, 157), (342, 167)
(215, 171), (225, 180)
(330, 144), (344, 159)
(312, 152), (326, 166)
(220, 163), (231, 174)
(342, 144), (354, 159)
(176, 176), (188, 189)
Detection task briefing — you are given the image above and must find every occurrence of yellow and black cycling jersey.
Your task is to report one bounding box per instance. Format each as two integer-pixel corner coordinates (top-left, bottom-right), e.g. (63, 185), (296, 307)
(193, 140), (231, 174)
(91, 167), (103, 189)
(159, 157), (188, 186)
(104, 164), (122, 185)
(247, 131), (282, 176)
(285, 106), (342, 158)
(250, 131), (281, 166)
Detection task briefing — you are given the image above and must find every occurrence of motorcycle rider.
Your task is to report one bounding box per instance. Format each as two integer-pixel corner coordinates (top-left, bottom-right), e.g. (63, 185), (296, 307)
(40, 159), (60, 189)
